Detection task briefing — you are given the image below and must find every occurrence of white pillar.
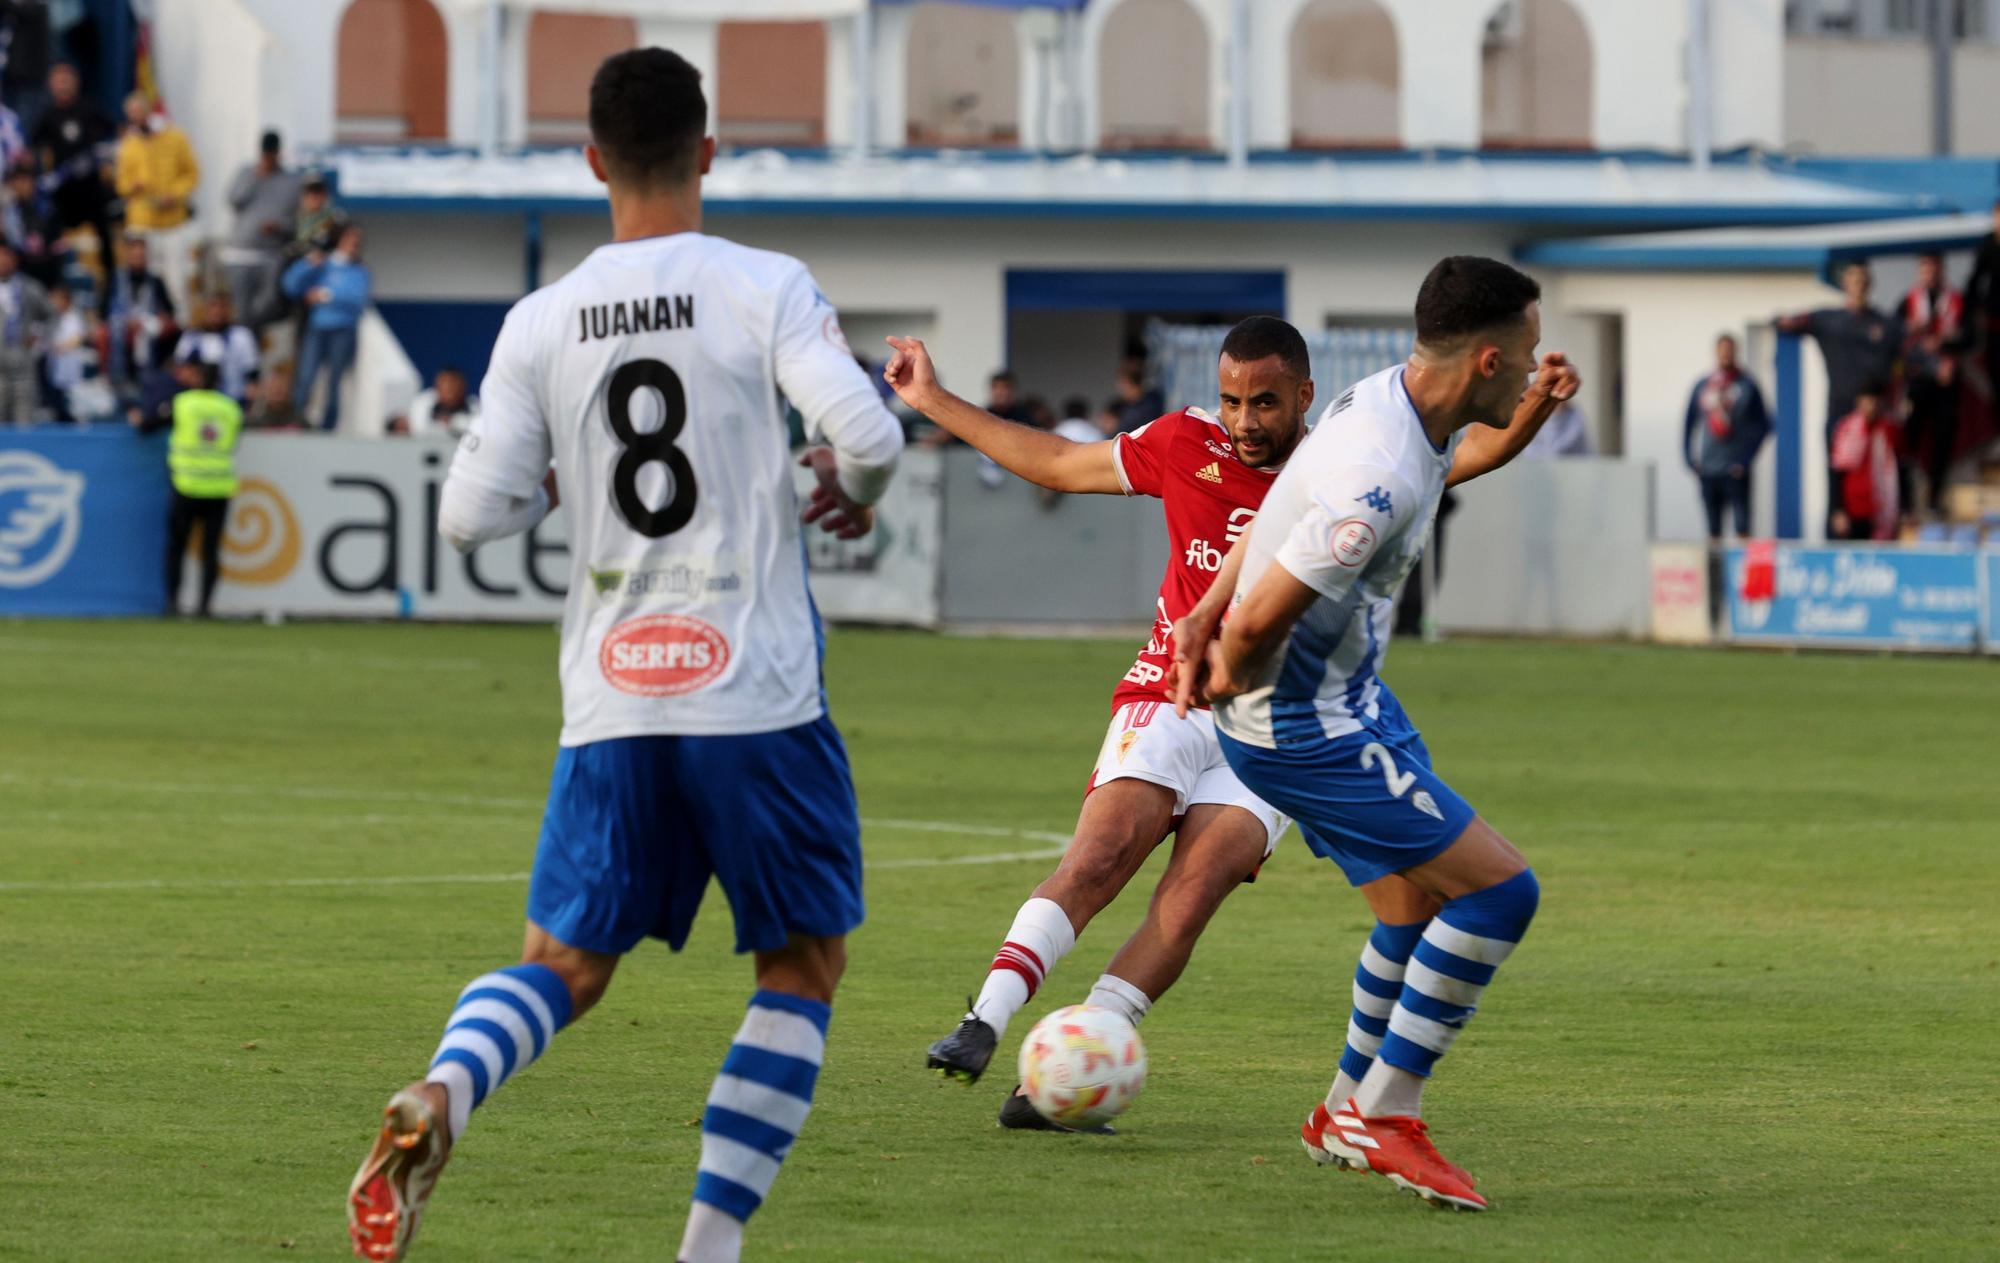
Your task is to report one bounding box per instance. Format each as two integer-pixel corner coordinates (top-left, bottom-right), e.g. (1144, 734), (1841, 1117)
(1225, 0), (1250, 163)
(1018, 9), (1062, 152)
(870, 6), (911, 150)
(1388, 0), (1485, 149)
(824, 15), (854, 147)
(443, 0), (491, 147)
(1687, 0), (1712, 166)
(497, 2), (530, 147)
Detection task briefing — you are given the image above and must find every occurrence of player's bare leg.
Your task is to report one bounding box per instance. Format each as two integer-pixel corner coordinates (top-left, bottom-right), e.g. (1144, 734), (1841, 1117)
(1315, 818), (1538, 1211)
(997, 803), (1266, 1130)
(348, 925), (613, 1261)
(679, 934), (846, 1263)
(927, 779), (1176, 1083)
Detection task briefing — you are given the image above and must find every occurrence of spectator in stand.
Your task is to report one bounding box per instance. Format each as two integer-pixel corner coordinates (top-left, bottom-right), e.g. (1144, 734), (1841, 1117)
(245, 361), (303, 429)
(0, 238), (51, 422)
(1521, 398), (1592, 458)
(1095, 398), (1123, 438)
(43, 280), (89, 418)
(1776, 261), (1904, 532)
(1899, 251), (1964, 514)
(0, 98), (24, 172)
(1113, 361), (1163, 433)
(1829, 382), (1909, 542)
(104, 232), (175, 387)
(172, 294), (260, 404)
(128, 352), (198, 432)
(0, 159), (61, 288)
(399, 365), (479, 437)
(223, 131), (302, 329)
(1964, 200), (2000, 425)
(1682, 333), (1770, 544)
(29, 63), (116, 269)
(0, 2), (54, 131)
(114, 92), (200, 309)
(282, 222), (370, 432)
(1052, 395), (1099, 443)
(293, 172), (346, 258)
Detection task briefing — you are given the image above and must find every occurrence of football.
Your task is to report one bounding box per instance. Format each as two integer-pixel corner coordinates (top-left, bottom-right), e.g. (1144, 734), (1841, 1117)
(1017, 1004), (1148, 1129)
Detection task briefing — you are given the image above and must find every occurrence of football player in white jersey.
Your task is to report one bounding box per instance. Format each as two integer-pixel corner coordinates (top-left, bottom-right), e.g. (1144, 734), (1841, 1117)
(1179, 257), (1577, 1212)
(346, 50), (903, 1263)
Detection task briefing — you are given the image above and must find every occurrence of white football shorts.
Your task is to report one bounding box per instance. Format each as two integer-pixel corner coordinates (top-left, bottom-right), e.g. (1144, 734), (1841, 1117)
(1088, 699), (1289, 858)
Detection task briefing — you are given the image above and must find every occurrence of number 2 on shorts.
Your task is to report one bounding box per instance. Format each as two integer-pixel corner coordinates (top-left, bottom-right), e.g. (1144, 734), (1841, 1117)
(1360, 741), (1417, 800)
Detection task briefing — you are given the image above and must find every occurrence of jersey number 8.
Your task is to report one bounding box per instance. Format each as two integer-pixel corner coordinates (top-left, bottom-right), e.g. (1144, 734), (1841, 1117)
(606, 358), (697, 538)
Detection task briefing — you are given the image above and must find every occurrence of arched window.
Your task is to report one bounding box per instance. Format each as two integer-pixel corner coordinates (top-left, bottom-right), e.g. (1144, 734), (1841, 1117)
(1479, 0), (1593, 149)
(1099, 0), (1210, 149)
(716, 21), (827, 146)
(526, 12), (637, 145)
(336, 0), (449, 143)
(1289, 0), (1400, 148)
(905, 3), (1020, 146)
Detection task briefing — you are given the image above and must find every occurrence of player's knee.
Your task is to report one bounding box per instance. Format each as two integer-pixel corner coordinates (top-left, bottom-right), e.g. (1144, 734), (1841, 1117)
(522, 944), (617, 1017)
(755, 934), (846, 1005)
(1046, 831), (1150, 910)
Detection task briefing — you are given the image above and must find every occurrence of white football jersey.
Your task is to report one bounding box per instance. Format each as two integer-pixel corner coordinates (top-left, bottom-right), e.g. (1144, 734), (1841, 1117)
(1213, 365), (1460, 748)
(446, 233), (904, 745)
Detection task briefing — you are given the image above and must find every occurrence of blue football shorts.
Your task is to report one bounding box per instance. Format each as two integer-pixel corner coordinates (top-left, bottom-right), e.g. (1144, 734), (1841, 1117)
(1217, 698), (1475, 888)
(526, 714), (864, 956)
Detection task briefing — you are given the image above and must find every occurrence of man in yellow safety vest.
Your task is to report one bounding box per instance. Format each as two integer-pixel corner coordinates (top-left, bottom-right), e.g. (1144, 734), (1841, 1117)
(165, 360), (242, 616)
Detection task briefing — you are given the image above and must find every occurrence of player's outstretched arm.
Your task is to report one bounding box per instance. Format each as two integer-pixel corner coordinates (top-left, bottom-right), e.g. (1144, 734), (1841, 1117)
(883, 336), (1124, 495)
(1446, 351), (1580, 488)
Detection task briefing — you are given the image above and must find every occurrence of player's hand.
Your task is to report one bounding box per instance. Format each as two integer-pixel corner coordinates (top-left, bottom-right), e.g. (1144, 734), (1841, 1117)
(1523, 352), (1580, 406)
(1169, 605), (1225, 718)
(1197, 639), (1247, 706)
(798, 446), (875, 540)
(882, 335), (940, 411)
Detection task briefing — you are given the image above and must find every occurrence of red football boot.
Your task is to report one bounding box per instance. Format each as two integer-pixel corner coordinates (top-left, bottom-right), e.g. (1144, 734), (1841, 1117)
(1313, 1099), (1487, 1211)
(348, 1085), (453, 1260)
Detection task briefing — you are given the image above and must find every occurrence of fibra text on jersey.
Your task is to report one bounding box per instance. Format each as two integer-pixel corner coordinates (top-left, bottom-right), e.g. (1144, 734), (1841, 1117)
(578, 293), (697, 343)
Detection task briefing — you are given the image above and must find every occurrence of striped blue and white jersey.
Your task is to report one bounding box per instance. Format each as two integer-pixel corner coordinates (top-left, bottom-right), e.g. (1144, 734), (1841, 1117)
(1213, 365), (1460, 749)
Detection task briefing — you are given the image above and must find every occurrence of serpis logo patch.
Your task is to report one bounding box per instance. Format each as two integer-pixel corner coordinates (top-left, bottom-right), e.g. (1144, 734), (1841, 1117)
(0, 450), (86, 588)
(599, 614), (732, 697)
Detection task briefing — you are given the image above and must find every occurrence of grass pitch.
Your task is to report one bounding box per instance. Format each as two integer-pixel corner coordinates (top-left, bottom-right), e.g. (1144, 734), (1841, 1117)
(2, 620), (1997, 1261)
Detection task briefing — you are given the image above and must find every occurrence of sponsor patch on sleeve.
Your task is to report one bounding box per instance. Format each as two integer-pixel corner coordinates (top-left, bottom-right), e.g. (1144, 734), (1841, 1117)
(1330, 517), (1378, 569)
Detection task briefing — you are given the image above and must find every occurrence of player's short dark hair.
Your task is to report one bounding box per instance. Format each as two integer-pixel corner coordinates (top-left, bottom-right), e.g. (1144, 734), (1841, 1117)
(1716, 332), (1737, 345)
(1917, 250), (1943, 264)
(1414, 257), (1541, 349)
(1219, 315), (1309, 382)
(589, 47), (707, 186)
(1857, 377), (1888, 398)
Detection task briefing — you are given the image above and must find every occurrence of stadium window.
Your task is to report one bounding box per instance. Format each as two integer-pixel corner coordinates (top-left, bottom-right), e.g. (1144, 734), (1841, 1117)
(1098, 0), (1211, 149)
(525, 12), (637, 145)
(715, 21), (827, 147)
(905, 3), (1021, 146)
(1289, 0), (1400, 149)
(1479, 0), (1592, 150)
(335, 0), (448, 144)
(1885, 0), (1923, 34)
(1955, 0), (1991, 39)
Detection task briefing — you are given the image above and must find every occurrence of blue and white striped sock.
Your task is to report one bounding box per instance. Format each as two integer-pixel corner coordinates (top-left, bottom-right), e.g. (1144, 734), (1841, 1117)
(1376, 869), (1540, 1080)
(1330, 919), (1428, 1105)
(423, 963), (575, 1141)
(680, 990), (831, 1263)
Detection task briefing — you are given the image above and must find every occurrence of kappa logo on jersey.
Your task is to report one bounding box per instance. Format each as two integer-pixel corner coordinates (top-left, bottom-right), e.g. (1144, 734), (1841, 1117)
(1331, 518), (1378, 569)
(599, 614), (732, 697)
(1327, 387), (1356, 417)
(1357, 485), (1395, 516)
(1195, 462), (1223, 484)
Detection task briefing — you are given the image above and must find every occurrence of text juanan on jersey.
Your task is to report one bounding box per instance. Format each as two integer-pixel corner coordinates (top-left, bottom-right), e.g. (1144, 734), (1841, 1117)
(578, 294), (697, 342)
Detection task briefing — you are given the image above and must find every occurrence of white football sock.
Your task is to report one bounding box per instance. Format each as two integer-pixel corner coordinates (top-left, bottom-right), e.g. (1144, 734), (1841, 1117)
(1085, 973), (1153, 1027)
(1353, 1060), (1425, 1119)
(1326, 1070), (1363, 1111)
(970, 897), (1076, 1038)
(677, 1202), (744, 1263)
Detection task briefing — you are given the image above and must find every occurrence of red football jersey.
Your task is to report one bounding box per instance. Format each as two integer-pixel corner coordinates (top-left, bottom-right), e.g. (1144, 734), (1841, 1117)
(1109, 407), (1278, 710)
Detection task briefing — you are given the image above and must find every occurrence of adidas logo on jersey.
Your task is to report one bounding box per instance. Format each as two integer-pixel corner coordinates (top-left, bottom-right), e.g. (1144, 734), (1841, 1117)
(1195, 462), (1223, 484)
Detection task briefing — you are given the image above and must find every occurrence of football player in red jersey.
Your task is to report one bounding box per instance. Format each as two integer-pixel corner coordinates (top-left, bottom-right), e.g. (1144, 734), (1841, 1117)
(884, 318), (1428, 1130)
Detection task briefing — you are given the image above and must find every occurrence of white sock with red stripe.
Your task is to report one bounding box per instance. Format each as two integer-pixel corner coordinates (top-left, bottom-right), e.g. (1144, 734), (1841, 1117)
(969, 897), (1075, 1038)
